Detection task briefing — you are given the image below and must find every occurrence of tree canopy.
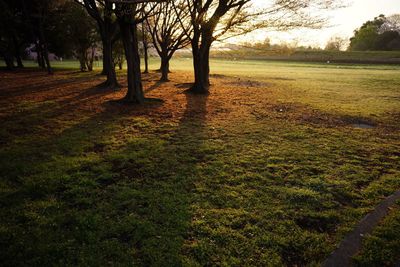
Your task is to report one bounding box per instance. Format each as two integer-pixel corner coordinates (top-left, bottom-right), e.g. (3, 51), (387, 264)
(350, 14), (400, 51)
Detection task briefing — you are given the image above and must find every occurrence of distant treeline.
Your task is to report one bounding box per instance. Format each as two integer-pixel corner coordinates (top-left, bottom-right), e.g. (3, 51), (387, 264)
(208, 49), (400, 64)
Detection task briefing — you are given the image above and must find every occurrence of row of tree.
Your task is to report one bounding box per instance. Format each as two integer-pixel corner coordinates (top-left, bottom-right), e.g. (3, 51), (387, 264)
(349, 14), (400, 51)
(1, 0), (343, 103)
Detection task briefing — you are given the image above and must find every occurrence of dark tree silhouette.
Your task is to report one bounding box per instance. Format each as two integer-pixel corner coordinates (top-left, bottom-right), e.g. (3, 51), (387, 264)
(141, 22), (150, 74)
(175, 0), (343, 94)
(75, 0), (119, 88)
(350, 15), (400, 51)
(146, 0), (192, 82)
(114, 1), (158, 104)
(57, 2), (100, 72)
(19, 0), (61, 74)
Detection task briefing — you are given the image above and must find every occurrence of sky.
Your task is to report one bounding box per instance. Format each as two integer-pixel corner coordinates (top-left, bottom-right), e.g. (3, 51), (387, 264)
(231, 0), (400, 48)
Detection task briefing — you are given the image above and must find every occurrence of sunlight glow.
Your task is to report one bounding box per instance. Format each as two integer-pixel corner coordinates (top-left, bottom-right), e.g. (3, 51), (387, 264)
(232, 0), (400, 47)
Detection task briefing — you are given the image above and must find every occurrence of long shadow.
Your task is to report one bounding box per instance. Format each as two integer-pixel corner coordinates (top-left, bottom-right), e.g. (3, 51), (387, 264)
(144, 81), (163, 93)
(0, 81), (212, 266)
(97, 87), (209, 266)
(0, 78), (122, 147)
(157, 86), (209, 265)
(0, 65), (213, 265)
(0, 71), (99, 100)
(0, 99), (170, 265)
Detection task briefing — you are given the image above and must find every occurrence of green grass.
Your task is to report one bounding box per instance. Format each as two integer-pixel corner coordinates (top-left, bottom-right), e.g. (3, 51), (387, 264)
(0, 59), (399, 266)
(353, 201), (400, 266)
(210, 49), (400, 64)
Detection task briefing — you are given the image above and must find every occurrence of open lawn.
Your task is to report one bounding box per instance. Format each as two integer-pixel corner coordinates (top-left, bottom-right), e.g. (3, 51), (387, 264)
(0, 59), (399, 266)
(209, 50), (400, 64)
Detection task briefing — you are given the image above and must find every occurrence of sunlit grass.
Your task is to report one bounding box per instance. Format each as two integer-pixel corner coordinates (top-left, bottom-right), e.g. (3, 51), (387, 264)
(0, 59), (399, 265)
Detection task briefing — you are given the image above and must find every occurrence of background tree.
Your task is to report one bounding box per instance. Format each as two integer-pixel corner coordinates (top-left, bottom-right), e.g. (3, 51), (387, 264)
(28, 0), (62, 74)
(56, 2), (100, 71)
(140, 22), (150, 74)
(374, 31), (400, 50)
(146, 0), (191, 81)
(325, 36), (347, 51)
(379, 14), (400, 34)
(176, 0), (344, 94)
(378, 14), (400, 50)
(113, 38), (125, 70)
(1, 0), (60, 73)
(75, 0), (119, 88)
(350, 14), (400, 51)
(349, 15), (385, 51)
(0, 0), (18, 69)
(5, 0), (30, 68)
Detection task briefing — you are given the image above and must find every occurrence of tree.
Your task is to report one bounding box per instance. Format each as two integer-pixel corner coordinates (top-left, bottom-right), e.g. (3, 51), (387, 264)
(140, 22), (150, 74)
(176, 0), (343, 94)
(375, 31), (400, 50)
(5, 0), (29, 68)
(58, 2), (100, 71)
(325, 36), (347, 51)
(75, 0), (119, 88)
(349, 15), (384, 51)
(0, 0), (59, 72)
(30, 0), (59, 74)
(0, 0), (17, 69)
(113, 38), (125, 70)
(350, 14), (400, 51)
(379, 14), (400, 50)
(380, 14), (400, 34)
(114, 2), (155, 104)
(146, 0), (191, 81)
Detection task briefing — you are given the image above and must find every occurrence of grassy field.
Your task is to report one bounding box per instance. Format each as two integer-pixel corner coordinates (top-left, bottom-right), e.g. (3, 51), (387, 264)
(0, 59), (399, 266)
(210, 49), (400, 64)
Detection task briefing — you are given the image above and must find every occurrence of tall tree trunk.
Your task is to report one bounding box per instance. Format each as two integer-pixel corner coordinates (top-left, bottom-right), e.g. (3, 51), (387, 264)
(21, 0), (38, 68)
(142, 24), (149, 74)
(13, 36), (24, 68)
(36, 42), (44, 68)
(15, 52), (24, 68)
(40, 50), (46, 69)
(79, 59), (86, 71)
(41, 40), (53, 75)
(101, 34), (118, 88)
(79, 49), (87, 72)
(2, 52), (15, 70)
(160, 56), (170, 82)
(39, 24), (53, 75)
(120, 21), (145, 104)
(100, 36), (108, 75)
(191, 47), (211, 93)
(190, 32), (212, 94)
(86, 47), (95, 71)
(143, 41), (149, 74)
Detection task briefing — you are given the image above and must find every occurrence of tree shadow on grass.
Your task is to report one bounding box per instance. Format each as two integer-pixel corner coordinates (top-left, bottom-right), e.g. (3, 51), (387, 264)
(0, 86), (210, 266)
(0, 98), (167, 264)
(0, 80), (123, 147)
(0, 70), (100, 100)
(93, 88), (210, 266)
(144, 81), (163, 93)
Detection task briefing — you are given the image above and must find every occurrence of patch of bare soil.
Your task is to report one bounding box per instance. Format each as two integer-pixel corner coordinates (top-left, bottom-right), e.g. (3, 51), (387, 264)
(211, 73), (270, 88)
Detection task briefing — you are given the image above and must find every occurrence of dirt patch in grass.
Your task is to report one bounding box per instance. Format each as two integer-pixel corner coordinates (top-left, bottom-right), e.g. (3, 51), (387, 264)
(211, 73), (271, 88)
(250, 102), (383, 131)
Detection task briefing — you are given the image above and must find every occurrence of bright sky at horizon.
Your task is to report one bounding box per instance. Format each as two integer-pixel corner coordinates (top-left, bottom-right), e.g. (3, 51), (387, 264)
(231, 0), (400, 48)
